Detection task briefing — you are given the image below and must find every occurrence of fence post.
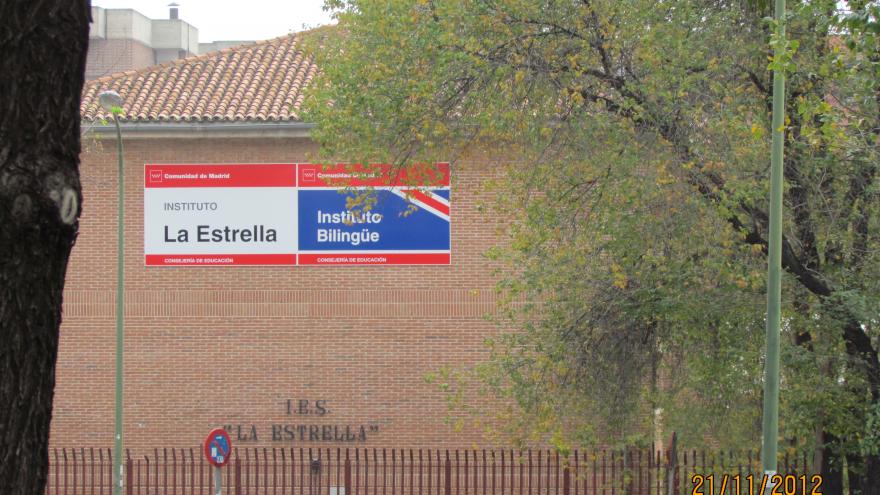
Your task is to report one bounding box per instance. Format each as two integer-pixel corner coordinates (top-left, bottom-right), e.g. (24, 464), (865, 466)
(563, 460), (570, 495)
(52, 447), (58, 495)
(125, 450), (133, 495)
(345, 456), (352, 495)
(235, 456), (242, 495)
(444, 451), (451, 495)
(666, 432), (678, 495)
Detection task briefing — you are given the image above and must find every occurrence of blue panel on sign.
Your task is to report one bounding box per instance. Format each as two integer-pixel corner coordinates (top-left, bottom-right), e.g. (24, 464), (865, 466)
(298, 190), (450, 251)
(210, 435), (229, 463)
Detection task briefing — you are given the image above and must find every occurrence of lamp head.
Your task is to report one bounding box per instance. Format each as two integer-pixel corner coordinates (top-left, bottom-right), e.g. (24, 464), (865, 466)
(97, 90), (124, 114)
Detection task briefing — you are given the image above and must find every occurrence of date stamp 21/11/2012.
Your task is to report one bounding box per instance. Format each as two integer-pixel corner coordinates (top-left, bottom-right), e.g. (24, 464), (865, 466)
(691, 474), (823, 495)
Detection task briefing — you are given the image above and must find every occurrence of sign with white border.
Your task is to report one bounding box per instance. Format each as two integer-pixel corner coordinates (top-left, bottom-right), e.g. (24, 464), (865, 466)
(143, 163), (450, 266)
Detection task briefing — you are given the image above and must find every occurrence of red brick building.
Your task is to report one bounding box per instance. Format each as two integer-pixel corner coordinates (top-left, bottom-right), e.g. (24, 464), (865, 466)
(53, 34), (507, 454)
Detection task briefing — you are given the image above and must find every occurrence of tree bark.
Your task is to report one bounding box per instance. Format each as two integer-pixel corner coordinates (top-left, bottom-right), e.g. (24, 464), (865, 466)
(0, 1), (90, 494)
(841, 316), (880, 495)
(857, 454), (880, 495)
(820, 436), (844, 495)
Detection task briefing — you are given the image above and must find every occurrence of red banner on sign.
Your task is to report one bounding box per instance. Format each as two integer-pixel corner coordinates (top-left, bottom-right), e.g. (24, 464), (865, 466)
(145, 164), (297, 188)
(297, 163), (450, 188)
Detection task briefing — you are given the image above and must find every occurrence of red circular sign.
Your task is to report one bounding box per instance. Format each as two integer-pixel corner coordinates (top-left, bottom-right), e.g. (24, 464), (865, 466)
(203, 428), (232, 468)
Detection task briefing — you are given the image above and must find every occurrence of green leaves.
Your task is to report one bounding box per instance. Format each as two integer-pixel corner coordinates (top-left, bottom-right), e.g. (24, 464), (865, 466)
(766, 15), (800, 75)
(307, 0), (879, 458)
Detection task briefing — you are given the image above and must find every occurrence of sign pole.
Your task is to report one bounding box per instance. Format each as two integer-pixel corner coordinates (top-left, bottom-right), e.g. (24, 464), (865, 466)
(214, 466), (222, 495)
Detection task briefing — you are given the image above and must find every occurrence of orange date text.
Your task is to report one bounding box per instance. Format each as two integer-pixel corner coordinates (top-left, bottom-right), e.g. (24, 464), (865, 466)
(691, 474), (823, 495)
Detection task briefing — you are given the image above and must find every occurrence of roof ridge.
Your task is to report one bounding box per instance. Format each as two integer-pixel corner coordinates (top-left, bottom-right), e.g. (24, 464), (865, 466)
(88, 33), (301, 84)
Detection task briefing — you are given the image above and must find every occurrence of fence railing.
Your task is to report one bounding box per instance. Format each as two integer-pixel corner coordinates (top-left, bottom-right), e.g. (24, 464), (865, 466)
(45, 446), (814, 495)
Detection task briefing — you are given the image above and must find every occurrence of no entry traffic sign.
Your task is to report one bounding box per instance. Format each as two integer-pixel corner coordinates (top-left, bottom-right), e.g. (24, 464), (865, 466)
(203, 428), (232, 468)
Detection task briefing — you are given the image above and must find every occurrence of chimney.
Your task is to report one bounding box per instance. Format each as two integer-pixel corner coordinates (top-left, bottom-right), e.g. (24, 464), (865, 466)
(169, 2), (179, 19)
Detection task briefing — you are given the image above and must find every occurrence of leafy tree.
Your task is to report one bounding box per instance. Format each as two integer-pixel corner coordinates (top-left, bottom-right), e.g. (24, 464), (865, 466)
(304, 0), (878, 491)
(0, 2), (90, 494)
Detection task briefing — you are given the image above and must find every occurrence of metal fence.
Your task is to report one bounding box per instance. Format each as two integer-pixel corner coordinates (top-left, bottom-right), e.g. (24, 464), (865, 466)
(45, 446), (815, 495)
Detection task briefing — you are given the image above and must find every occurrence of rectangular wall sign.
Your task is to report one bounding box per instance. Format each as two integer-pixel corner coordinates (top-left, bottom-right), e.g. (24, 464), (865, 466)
(144, 163), (450, 266)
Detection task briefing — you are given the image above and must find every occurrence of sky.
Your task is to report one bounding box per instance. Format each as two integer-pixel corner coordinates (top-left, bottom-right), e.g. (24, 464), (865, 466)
(92, 0), (336, 42)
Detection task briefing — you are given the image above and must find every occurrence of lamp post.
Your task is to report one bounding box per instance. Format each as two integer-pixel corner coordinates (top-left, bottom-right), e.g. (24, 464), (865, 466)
(762, 0), (787, 491)
(98, 89), (125, 495)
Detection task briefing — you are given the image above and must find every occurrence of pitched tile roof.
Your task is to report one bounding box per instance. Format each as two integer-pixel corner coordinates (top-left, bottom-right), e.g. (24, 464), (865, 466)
(81, 33), (317, 122)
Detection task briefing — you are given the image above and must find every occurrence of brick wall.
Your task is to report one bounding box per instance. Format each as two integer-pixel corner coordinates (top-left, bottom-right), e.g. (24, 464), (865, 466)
(86, 39), (155, 80)
(50, 135), (510, 454)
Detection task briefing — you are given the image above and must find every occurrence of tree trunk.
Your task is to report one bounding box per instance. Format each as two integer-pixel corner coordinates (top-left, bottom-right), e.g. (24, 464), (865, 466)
(820, 432), (844, 495)
(821, 446), (880, 495)
(818, 315), (880, 495)
(0, 2), (90, 494)
(844, 318), (880, 495)
(857, 454), (880, 495)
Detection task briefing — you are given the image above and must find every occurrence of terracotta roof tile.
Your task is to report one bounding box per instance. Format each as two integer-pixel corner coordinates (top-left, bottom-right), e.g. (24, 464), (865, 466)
(81, 33), (317, 123)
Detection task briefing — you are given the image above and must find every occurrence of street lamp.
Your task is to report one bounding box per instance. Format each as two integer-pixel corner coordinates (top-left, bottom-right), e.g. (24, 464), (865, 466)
(98, 89), (125, 495)
(762, 0), (787, 491)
